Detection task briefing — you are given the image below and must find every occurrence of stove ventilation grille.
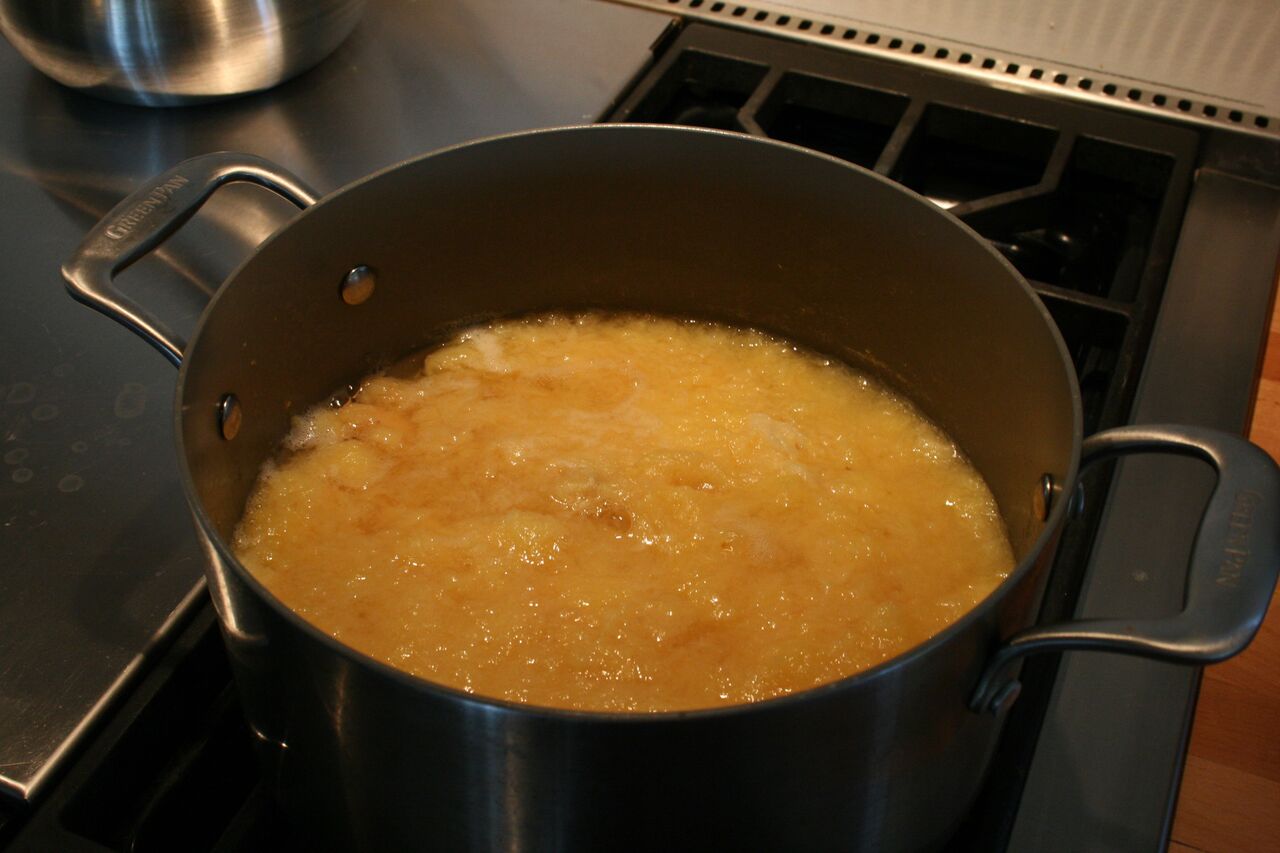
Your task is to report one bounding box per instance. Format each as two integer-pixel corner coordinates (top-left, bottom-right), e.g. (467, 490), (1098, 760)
(631, 0), (1279, 139)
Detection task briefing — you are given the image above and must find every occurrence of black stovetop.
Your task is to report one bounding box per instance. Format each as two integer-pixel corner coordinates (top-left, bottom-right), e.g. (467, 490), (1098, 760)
(3, 15), (1278, 853)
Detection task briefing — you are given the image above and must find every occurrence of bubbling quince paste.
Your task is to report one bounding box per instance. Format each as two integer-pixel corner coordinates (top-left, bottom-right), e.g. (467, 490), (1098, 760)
(233, 313), (1014, 712)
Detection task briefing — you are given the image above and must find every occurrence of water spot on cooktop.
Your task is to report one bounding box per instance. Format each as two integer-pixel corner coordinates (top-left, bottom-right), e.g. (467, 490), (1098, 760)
(6, 383), (35, 405)
(4, 447), (28, 465)
(58, 474), (84, 493)
(71, 441), (88, 454)
(31, 403), (59, 422)
(11, 467), (33, 484)
(114, 382), (148, 419)
(52, 363), (73, 378)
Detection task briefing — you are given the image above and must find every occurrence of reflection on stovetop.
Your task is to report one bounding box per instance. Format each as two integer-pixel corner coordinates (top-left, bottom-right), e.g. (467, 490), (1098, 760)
(4, 18), (1271, 853)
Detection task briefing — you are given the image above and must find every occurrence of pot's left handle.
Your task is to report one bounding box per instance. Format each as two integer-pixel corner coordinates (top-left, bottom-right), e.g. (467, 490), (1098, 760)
(971, 424), (1280, 714)
(62, 152), (318, 366)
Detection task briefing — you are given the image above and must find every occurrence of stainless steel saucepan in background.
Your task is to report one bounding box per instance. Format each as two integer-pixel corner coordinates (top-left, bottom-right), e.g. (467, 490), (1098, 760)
(0, 0), (365, 106)
(62, 125), (1280, 852)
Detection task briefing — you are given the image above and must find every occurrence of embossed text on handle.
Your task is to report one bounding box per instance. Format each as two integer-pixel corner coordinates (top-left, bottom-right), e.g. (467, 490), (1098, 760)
(1218, 489), (1262, 588)
(104, 175), (192, 241)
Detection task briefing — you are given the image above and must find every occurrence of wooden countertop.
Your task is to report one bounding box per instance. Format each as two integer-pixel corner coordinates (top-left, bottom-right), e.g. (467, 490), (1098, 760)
(1169, 281), (1280, 852)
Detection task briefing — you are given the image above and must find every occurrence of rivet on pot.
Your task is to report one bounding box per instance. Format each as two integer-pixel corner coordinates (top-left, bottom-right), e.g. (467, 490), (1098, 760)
(1032, 473), (1055, 521)
(987, 680), (1022, 716)
(218, 394), (242, 441)
(340, 265), (376, 305)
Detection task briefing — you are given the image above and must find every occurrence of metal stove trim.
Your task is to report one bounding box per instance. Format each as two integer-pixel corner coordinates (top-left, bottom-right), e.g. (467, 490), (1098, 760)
(607, 0), (1280, 141)
(0, 580), (208, 804)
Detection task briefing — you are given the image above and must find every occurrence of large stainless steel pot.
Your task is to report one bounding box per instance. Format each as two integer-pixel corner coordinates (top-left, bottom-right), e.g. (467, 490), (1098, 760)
(63, 125), (1280, 851)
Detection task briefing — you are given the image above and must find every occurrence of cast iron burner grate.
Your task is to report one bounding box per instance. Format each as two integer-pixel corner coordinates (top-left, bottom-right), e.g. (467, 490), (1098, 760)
(1, 21), (1205, 853)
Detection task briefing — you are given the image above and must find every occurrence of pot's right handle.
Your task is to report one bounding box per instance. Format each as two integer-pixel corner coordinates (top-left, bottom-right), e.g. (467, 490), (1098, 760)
(970, 424), (1280, 714)
(62, 152), (318, 367)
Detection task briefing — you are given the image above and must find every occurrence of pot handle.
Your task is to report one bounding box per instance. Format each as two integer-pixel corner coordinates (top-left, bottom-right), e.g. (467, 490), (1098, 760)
(62, 152), (319, 366)
(970, 424), (1280, 714)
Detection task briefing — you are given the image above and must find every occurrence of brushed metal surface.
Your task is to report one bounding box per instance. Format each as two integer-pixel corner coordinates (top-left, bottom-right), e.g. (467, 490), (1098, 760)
(0, 0), (669, 804)
(0, 0), (365, 105)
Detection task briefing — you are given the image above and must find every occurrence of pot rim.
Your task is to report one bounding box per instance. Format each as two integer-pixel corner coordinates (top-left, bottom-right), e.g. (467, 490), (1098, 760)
(175, 123), (1085, 722)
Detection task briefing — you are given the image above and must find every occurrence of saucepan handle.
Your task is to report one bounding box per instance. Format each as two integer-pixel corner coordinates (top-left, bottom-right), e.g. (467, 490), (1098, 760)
(61, 152), (318, 367)
(970, 424), (1280, 714)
